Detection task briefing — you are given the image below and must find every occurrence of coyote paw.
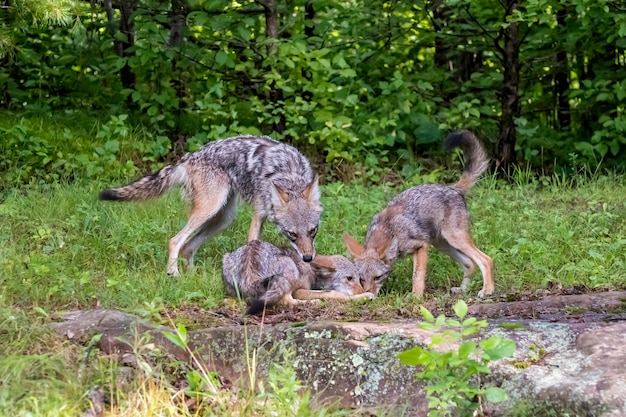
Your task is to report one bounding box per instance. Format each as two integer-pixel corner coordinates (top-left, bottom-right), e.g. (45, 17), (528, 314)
(477, 288), (493, 298)
(358, 292), (376, 301)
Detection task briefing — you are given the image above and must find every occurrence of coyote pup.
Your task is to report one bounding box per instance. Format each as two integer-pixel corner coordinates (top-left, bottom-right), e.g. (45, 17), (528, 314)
(343, 130), (494, 298)
(100, 135), (322, 276)
(222, 240), (375, 315)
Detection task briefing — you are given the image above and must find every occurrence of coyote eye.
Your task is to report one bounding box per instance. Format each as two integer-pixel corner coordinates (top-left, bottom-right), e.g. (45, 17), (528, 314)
(285, 231), (298, 241)
(346, 276), (353, 282)
(309, 227), (318, 238)
(374, 274), (385, 281)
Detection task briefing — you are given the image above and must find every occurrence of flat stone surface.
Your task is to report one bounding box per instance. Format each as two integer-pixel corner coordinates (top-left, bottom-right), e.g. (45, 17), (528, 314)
(52, 293), (626, 416)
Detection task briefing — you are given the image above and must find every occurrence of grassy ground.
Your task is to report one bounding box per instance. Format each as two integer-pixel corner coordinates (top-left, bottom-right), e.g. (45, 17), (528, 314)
(1, 166), (625, 415)
(2, 174), (625, 311)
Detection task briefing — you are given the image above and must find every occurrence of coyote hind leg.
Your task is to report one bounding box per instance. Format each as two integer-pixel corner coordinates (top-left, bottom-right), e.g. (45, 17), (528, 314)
(180, 193), (238, 270)
(439, 230), (494, 297)
(167, 179), (231, 277)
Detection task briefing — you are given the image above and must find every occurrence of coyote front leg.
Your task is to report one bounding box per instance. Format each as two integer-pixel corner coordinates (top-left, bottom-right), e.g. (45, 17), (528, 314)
(412, 245), (429, 296)
(248, 212), (265, 242)
(293, 289), (375, 301)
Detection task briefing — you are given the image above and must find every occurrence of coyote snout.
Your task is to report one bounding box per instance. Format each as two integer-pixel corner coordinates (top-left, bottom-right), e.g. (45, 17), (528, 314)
(293, 236), (316, 263)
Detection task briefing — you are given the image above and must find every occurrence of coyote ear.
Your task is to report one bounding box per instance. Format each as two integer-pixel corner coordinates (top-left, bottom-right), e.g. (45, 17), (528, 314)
(382, 238), (398, 264)
(302, 175), (320, 203)
(270, 182), (291, 206)
(310, 255), (337, 279)
(343, 232), (364, 258)
(310, 255), (337, 271)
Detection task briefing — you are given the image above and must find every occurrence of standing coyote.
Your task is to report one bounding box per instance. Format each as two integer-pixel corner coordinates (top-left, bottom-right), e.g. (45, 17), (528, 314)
(100, 135), (322, 276)
(222, 240), (375, 315)
(343, 130), (494, 298)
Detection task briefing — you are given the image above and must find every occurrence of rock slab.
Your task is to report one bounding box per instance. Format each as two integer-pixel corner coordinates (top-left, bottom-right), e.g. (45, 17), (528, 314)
(52, 306), (626, 416)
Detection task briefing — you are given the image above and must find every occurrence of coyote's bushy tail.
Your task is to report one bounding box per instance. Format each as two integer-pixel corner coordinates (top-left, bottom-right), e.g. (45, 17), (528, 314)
(246, 274), (293, 315)
(443, 130), (490, 194)
(99, 164), (185, 201)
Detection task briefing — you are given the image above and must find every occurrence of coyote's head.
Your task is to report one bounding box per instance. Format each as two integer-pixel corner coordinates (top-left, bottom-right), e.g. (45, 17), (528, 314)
(342, 232), (398, 295)
(270, 176), (322, 263)
(310, 255), (368, 295)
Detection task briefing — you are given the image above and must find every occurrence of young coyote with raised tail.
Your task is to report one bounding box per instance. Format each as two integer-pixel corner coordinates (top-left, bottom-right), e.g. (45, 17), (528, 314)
(222, 240), (375, 315)
(343, 129), (494, 298)
(100, 135), (322, 277)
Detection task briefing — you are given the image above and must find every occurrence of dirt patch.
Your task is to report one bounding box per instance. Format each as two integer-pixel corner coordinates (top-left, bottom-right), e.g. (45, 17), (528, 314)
(164, 287), (626, 331)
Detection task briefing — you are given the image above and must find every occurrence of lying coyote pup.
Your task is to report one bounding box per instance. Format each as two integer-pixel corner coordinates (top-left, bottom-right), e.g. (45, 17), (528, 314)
(222, 240), (375, 315)
(343, 129), (494, 298)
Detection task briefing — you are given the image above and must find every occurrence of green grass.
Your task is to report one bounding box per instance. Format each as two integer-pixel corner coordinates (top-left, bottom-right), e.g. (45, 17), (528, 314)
(1, 175), (625, 311)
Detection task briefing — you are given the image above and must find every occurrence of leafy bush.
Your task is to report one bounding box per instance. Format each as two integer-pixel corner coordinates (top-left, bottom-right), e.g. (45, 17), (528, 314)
(0, 113), (146, 189)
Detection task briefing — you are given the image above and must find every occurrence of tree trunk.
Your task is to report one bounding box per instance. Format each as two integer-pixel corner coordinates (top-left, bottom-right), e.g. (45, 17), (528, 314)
(168, 0), (186, 47)
(430, 0), (448, 69)
(263, 0), (278, 56)
(169, 0), (188, 143)
(304, 1), (315, 38)
(103, 0), (136, 89)
(118, 0), (136, 89)
(103, 0), (123, 57)
(554, 8), (570, 128)
(260, 0), (286, 134)
(495, 0), (521, 174)
(453, 50), (483, 84)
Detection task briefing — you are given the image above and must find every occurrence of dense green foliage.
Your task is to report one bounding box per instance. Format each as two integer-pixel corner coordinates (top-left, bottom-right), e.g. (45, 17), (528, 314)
(2, 0), (626, 185)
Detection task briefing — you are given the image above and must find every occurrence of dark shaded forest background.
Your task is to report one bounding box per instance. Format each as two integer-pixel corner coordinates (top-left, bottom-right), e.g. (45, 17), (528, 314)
(2, 0), (626, 186)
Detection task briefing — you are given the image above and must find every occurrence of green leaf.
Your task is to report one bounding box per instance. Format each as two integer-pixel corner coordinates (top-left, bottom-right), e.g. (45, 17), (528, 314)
(416, 80), (433, 90)
(34, 306), (49, 318)
(461, 317), (477, 327)
(458, 341), (476, 359)
(163, 323), (188, 350)
(420, 305), (435, 322)
(215, 50), (229, 67)
(445, 319), (461, 328)
(420, 322), (436, 331)
(397, 346), (428, 365)
(485, 387), (508, 403)
(481, 337), (516, 360)
(340, 68), (357, 78)
(462, 327), (480, 337)
(237, 26), (251, 41)
(453, 300), (468, 319)
(431, 333), (444, 345)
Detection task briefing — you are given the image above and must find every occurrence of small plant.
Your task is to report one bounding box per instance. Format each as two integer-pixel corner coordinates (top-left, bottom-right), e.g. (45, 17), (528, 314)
(398, 300), (516, 417)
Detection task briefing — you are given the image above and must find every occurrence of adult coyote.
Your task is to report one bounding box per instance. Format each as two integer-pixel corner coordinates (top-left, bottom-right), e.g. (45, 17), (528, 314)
(100, 135), (322, 276)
